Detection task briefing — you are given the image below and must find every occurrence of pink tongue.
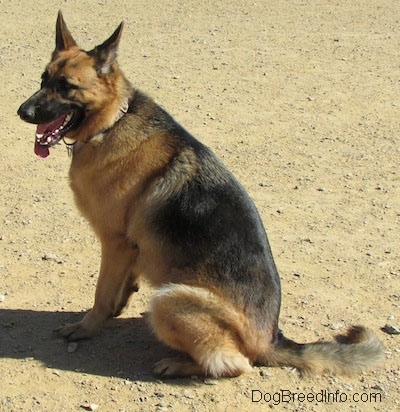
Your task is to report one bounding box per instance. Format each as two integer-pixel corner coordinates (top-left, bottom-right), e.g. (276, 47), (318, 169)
(34, 115), (68, 158)
(34, 140), (50, 158)
(36, 115), (67, 135)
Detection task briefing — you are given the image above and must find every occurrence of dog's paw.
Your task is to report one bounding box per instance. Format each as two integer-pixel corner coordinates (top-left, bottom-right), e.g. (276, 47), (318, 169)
(55, 322), (97, 341)
(153, 357), (203, 378)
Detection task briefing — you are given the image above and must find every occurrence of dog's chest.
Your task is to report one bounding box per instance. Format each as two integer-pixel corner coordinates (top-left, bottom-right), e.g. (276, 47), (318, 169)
(68, 151), (135, 235)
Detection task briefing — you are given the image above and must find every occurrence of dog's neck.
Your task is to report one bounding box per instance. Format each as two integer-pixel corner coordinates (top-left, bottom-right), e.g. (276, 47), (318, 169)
(89, 99), (130, 142)
(65, 99), (130, 156)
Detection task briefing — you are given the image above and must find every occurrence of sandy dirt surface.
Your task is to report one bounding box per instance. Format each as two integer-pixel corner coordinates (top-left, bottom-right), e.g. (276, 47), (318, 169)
(1, 0), (399, 411)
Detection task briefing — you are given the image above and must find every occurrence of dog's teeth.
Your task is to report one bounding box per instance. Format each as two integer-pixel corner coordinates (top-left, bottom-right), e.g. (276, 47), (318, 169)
(62, 114), (72, 128)
(47, 136), (52, 143)
(36, 133), (43, 139)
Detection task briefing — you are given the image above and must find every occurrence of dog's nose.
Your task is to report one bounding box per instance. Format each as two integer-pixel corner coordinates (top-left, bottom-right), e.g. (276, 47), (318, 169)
(18, 102), (36, 122)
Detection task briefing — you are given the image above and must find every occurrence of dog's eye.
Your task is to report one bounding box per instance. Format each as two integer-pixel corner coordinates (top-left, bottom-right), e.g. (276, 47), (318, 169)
(54, 77), (80, 94)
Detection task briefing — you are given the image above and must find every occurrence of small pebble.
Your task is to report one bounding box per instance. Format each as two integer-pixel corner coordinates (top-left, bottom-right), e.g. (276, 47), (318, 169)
(183, 391), (194, 399)
(204, 378), (218, 385)
(80, 404), (99, 411)
(42, 253), (63, 264)
(371, 384), (384, 391)
(381, 324), (400, 335)
(259, 370), (270, 378)
(328, 322), (344, 330)
(0, 294), (5, 302)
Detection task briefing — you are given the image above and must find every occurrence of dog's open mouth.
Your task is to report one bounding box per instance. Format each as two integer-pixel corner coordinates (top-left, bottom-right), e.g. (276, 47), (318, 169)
(34, 110), (83, 158)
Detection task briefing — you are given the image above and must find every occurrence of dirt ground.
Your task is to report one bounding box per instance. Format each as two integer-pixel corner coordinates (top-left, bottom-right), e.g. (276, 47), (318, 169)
(1, 0), (399, 411)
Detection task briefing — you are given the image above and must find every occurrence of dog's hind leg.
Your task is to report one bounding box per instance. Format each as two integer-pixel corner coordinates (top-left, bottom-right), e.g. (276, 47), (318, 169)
(149, 283), (253, 378)
(56, 237), (138, 340)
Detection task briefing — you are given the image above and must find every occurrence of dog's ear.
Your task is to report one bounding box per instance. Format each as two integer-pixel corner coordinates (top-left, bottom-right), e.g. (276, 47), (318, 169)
(55, 11), (77, 52)
(89, 22), (124, 75)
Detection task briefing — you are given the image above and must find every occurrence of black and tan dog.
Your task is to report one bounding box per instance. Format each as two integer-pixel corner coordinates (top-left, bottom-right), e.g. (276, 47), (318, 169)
(18, 12), (383, 378)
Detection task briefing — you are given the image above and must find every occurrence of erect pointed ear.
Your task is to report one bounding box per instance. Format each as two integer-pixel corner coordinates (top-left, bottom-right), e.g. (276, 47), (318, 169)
(88, 22), (124, 75)
(55, 11), (77, 52)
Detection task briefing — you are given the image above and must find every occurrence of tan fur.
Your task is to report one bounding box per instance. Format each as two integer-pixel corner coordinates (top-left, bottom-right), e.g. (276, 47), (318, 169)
(150, 284), (253, 377)
(262, 326), (384, 376)
(19, 12), (383, 378)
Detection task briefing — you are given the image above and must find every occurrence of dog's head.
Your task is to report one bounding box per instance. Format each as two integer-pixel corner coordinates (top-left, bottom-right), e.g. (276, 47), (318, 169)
(18, 11), (125, 158)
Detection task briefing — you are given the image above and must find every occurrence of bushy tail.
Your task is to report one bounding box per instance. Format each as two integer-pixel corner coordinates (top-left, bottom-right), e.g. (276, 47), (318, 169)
(267, 326), (384, 375)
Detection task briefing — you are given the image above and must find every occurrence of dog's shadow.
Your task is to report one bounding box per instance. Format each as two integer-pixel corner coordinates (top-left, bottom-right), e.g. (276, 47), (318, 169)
(0, 309), (179, 381)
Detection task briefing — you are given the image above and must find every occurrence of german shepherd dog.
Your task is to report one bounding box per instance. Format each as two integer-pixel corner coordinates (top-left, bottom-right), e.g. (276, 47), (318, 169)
(18, 12), (383, 378)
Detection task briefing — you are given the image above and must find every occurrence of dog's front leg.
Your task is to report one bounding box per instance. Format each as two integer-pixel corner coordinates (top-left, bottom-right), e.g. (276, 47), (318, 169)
(56, 237), (138, 341)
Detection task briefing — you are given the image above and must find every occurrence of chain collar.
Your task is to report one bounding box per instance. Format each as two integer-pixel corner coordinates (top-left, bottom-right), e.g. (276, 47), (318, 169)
(64, 99), (129, 156)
